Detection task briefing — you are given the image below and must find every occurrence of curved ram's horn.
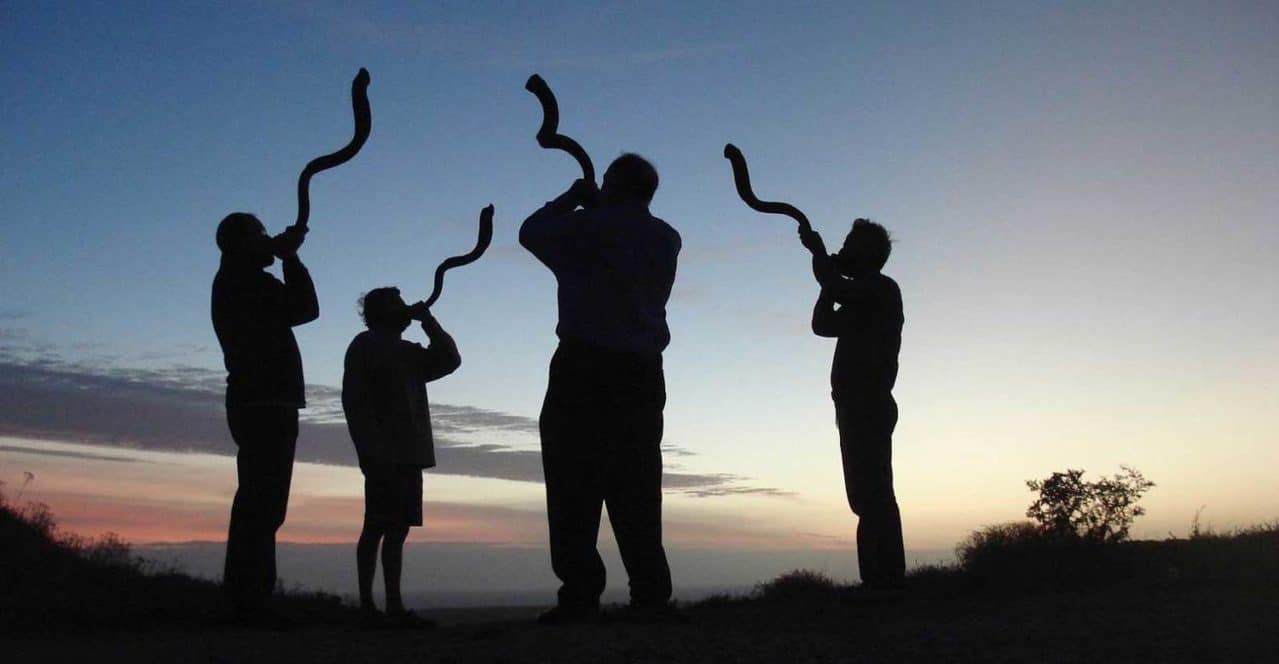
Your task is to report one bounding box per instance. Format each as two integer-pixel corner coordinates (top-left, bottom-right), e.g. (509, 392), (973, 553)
(723, 143), (813, 235)
(526, 74), (595, 184)
(293, 68), (373, 229)
(423, 205), (495, 308)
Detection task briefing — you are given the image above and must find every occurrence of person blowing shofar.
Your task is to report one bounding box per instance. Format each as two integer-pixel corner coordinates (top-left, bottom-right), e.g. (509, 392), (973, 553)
(799, 219), (906, 593)
(212, 216), (316, 630)
(341, 288), (460, 629)
(521, 155), (681, 624)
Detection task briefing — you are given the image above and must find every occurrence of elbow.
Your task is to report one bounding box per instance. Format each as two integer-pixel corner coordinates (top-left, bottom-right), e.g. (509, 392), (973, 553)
(294, 304), (320, 326)
(811, 320), (837, 338)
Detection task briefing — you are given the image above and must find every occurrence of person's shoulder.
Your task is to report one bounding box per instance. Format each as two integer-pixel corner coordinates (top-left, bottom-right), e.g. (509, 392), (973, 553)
(348, 330), (397, 356)
(867, 273), (900, 299)
(345, 330), (373, 355)
(647, 215), (681, 248)
(396, 338), (428, 354)
(214, 269), (283, 307)
(874, 273), (903, 314)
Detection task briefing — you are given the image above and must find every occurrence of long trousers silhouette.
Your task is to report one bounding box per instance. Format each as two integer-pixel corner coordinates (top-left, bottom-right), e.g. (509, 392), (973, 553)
(835, 393), (905, 587)
(540, 342), (673, 609)
(223, 404), (298, 608)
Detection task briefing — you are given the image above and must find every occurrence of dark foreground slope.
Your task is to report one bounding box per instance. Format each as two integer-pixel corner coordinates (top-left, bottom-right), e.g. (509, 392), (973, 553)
(0, 495), (354, 631)
(4, 496), (1277, 663)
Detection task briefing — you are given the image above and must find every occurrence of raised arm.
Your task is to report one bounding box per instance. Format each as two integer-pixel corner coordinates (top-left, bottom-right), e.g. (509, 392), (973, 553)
(518, 179), (596, 270)
(812, 290), (841, 338)
(404, 310), (461, 382)
(271, 225), (319, 325)
(280, 255), (319, 325)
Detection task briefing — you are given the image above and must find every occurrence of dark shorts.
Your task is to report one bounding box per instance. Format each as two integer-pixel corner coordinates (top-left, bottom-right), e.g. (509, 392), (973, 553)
(363, 465), (423, 527)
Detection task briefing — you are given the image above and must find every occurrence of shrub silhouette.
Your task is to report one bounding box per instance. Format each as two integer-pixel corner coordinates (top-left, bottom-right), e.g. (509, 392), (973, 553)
(953, 467), (1156, 588)
(957, 521), (1045, 568)
(1025, 466), (1155, 543)
(753, 569), (840, 603)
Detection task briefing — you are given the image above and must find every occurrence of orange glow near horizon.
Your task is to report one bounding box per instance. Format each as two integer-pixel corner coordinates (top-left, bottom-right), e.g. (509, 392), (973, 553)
(2, 439), (864, 549)
(3, 436), (1274, 553)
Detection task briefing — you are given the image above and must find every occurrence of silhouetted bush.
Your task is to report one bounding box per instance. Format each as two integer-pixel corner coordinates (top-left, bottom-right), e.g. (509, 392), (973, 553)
(955, 521), (1129, 588)
(952, 467), (1157, 589)
(956, 521), (1045, 569)
(753, 569), (840, 603)
(1025, 466), (1154, 543)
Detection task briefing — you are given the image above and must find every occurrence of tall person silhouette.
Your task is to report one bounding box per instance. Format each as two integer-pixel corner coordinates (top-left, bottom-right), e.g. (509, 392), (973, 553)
(800, 220), (906, 591)
(521, 155), (681, 623)
(211, 215), (317, 627)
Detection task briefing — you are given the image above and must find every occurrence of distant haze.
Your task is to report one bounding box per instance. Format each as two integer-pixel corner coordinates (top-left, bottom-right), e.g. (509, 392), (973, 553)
(139, 541), (955, 608)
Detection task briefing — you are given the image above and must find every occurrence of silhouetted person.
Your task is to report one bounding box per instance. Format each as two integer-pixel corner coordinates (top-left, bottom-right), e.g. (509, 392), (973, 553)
(342, 288), (459, 629)
(800, 219), (906, 591)
(520, 154), (681, 624)
(211, 214), (316, 627)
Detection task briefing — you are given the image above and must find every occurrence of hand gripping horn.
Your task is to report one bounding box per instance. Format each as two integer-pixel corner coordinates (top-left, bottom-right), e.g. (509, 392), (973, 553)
(293, 68), (373, 230)
(723, 143), (813, 237)
(525, 74), (595, 184)
(423, 205), (495, 308)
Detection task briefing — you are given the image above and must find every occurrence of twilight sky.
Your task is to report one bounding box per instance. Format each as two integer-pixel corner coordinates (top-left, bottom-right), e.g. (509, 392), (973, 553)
(1, 1), (1276, 599)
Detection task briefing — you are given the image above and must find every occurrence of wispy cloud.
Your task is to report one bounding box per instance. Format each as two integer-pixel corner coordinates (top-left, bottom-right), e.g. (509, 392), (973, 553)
(680, 485), (797, 498)
(0, 444), (149, 464)
(0, 345), (787, 497)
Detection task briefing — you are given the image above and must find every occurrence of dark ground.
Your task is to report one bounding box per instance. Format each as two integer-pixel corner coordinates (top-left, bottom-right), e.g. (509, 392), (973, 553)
(4, 497), (1277, 662)
(7, 578), (1278, 663)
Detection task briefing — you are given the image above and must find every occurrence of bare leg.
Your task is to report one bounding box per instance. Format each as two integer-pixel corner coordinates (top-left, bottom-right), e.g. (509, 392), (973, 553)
(382, 525), (410, 614)
(357, 518), (384, 611)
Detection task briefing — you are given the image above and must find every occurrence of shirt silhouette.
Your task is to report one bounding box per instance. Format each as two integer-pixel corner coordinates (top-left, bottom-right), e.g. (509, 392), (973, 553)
(521, 197), (679, 354)
(343, 323), (458, 470)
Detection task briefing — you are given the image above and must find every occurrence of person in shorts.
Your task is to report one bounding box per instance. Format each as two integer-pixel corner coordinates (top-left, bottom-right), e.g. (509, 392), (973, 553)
(342, 287), (460, 627)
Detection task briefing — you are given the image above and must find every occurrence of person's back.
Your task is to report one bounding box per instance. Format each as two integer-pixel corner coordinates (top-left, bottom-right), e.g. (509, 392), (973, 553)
(521, 157), (680, 356)
(342, 329), (443, 469)
(519, 154), (679, 623)
(530, 203), (680, 354)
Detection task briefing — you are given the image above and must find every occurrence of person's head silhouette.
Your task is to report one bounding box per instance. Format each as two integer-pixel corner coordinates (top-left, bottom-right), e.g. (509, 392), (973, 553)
(216, 213), (275, 269)
(835, 218), (892, 278)
(360, 287), (412, 335)
(599, 153), (658, 208)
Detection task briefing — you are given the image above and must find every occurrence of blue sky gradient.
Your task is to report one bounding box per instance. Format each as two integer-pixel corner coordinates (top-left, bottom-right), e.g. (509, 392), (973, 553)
(2, 2), (1277, 589)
